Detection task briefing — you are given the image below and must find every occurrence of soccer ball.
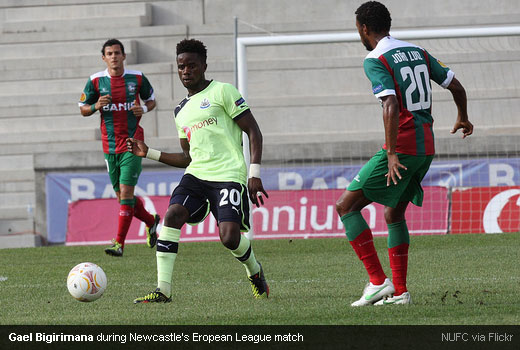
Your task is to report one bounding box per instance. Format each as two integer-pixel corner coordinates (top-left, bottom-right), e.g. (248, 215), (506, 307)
(67, 262), (107, 302)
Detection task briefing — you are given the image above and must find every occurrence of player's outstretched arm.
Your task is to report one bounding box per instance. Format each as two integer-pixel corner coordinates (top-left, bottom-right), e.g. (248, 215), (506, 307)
(235, 111), (269, 207)
(126, 138), (191, 168)
(447, 77), (473, 138)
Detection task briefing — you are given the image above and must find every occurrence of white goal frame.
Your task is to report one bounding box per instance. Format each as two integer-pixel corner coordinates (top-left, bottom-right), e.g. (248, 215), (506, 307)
(236, 25), (520, 238)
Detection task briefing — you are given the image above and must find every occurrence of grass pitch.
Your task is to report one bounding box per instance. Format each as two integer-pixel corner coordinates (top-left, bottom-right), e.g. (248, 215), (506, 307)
(1, 233), (519, 325)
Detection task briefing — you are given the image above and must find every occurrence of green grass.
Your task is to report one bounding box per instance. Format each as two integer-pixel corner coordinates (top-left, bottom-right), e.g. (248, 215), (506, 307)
(1, 233), (519, 325)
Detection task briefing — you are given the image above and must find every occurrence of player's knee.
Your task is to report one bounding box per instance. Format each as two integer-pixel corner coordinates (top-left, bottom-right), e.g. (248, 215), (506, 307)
(164, 205), (189, 229)
(384, 209), (405, 224)
(336, 199), (351, 217)
(218, 224), (240, 250)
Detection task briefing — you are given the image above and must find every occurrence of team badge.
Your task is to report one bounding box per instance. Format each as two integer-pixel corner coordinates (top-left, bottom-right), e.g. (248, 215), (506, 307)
(127, 82), (137, 95)
(79, 92), (86, 103)
(200, 98), (211, 109)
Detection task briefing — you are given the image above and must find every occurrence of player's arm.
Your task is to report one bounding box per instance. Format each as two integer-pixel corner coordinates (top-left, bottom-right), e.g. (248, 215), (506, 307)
(130, 74), (157, 117)
(381, 95), (407, 186)
(129, 99), (156, 118)
(79, 94), (112, 117)
(126, 137), (191, 168)
(235, 110), (268, 207)
(446, 77), (473, 138)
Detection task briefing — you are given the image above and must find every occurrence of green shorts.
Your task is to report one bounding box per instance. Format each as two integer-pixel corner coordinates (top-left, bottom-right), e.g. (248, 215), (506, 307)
(347, 149), (434, 208)
(104, 152), (143, 192)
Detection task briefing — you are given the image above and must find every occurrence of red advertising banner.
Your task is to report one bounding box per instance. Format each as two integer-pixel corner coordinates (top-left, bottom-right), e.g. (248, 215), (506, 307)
(66, 187), (449, 246)
(450, 186), (520, 234)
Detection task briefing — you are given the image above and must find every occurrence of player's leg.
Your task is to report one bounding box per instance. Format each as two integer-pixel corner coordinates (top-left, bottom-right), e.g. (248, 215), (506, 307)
(211, 181), (268, 298)
(120, 152), (159, 248)
(375, 202), (412, 305)
(336, 189), (393, 306)
(103, 154), (127, 256)
(375, 154), (433, 306)
(133, 203), (187, 304)
(134, 174), (204, 303)
(337, 149), (409, 306)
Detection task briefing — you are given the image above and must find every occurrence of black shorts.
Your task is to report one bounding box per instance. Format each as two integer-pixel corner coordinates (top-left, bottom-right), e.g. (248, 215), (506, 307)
(169, 173), (250, 232)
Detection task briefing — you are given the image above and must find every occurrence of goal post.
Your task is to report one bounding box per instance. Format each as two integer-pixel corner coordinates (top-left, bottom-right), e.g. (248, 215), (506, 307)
(237, 25), (520, 102)
(236, 25), (520, 239)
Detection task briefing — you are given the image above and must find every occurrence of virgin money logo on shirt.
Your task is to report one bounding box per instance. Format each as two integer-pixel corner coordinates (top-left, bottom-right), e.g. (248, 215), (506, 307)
(183, 117), (218, 141)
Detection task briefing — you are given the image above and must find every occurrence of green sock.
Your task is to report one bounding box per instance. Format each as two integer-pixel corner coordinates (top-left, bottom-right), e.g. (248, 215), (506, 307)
(120, 198), (135, 206)
(387, 220), (410, 248)
(341, 211), (370, 241)
(231, 234), (260, 276)
(156, 226), (181, 297)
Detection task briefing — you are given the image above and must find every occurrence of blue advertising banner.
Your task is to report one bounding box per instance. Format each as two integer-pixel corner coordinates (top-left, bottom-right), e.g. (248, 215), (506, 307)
(46, 157), (520, 243)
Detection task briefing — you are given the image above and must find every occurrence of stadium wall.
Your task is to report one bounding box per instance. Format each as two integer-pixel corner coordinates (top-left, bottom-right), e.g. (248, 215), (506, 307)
(0, 0), (519, 246)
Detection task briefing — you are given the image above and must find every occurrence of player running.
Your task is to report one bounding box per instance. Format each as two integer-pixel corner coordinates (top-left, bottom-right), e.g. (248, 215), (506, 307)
(78, 39), (160, 257)
(336, 1), (473, 306)
(128, 39), (269, 303)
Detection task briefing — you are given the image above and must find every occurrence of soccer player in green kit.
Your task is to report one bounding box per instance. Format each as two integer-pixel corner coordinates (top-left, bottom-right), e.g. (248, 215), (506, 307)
(128, 39), (269, 303)
(336, 2), (473, 306)
(79, 39), (160, 257)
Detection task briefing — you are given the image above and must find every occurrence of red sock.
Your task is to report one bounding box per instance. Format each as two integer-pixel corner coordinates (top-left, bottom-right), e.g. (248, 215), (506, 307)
(133, 196), (155, 227)
(116, 204), (134, 248)
(389, 243), (409, 296)
(349, 228), (386, 285)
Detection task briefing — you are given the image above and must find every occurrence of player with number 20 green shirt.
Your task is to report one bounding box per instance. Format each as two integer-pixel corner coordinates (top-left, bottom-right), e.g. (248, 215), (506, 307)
(336, 1), (474, 307)
(128, 39), (269, 303)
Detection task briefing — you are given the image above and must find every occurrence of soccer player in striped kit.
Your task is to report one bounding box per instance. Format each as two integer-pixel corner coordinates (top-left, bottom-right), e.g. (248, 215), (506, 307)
(79, 39), (160, 257)
(336, 2), (473, 306)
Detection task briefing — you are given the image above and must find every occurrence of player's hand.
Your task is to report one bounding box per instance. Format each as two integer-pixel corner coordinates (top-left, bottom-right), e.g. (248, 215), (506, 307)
(248, 177), (268, 207)
(126, 138), (148, 158)
(385, 153), (407, 186)
(130, 99), (145, 117)
(451, 120), (473, 138)
(96, 94), (112, 110)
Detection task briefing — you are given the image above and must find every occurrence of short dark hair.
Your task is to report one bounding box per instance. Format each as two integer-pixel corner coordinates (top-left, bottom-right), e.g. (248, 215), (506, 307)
(101, 38), (125, 56)
(355, 1), (392, 34)
(176, 39), (207, 63)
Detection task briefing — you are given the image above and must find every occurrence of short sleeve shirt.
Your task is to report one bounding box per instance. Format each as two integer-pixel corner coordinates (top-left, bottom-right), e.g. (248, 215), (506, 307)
(363, 36), (454, 155)
(79, 69), (155, 154)
(174, 80), (249, 184)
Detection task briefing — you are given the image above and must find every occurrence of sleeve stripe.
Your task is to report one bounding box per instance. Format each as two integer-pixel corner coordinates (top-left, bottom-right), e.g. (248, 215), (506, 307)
(440, 70), (455, 89)
(375, 89), (396, 99)
(232, 108), (250, 120)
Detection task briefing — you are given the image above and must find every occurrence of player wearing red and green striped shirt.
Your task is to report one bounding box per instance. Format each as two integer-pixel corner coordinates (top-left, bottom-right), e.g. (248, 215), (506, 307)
(79, 39), (160, 257)
(336, 2), (473, 306)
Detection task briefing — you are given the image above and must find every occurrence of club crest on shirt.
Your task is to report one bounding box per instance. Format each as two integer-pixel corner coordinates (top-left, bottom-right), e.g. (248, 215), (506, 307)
(79, 92), (86, 103)
(200, 98), (211, 109)
(127, 82), (137, 95)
